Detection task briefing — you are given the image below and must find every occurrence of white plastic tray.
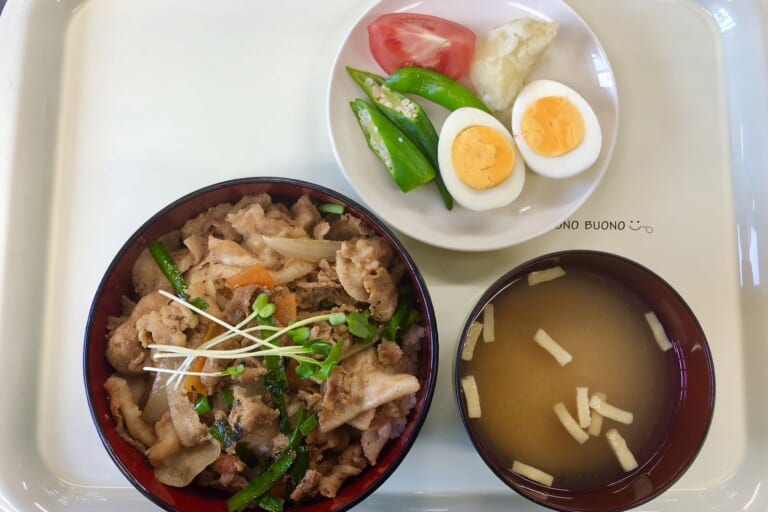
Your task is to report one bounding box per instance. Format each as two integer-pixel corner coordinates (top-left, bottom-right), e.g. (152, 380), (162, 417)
(1, 0), (767, 510)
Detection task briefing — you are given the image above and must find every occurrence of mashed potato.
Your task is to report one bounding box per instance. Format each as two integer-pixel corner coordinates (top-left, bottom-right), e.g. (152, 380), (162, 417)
(470, 18), (559, 113)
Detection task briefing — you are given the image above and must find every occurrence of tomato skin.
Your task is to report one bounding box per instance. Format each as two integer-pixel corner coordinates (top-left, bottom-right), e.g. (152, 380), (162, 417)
(367, 13), (476, 80)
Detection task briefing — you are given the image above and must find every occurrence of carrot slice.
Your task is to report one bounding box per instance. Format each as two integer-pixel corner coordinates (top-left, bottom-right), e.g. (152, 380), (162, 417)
(273, 292), (298, 326)
(226, 265), (276, 290)
(184, 357), (208, 394)
(183, 322), (226, 394)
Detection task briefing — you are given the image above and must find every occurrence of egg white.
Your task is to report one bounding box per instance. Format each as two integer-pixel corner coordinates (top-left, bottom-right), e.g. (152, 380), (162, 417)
(511, 80), (602, 179)
(438, 107), (526, 211)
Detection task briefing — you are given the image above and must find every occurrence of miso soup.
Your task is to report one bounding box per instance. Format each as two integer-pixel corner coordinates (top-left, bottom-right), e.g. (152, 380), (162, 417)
(458, 266), (679, 491)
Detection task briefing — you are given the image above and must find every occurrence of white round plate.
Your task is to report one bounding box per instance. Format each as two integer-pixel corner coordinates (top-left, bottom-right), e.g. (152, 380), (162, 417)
(327, 0), (619, 251)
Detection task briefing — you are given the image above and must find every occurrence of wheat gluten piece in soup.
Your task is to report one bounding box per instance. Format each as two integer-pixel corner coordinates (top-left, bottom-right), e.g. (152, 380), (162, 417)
(103, 192), (425, 510)
(459, 265), (679, 491)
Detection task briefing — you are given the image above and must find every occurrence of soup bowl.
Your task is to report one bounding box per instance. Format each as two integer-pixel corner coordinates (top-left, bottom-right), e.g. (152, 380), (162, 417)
(84, 177), (438, 512)
(454, 250), (715, 512)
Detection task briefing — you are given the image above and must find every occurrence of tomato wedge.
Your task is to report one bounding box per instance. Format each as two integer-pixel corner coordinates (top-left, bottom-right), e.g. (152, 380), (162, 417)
(367, 13), (477, 80)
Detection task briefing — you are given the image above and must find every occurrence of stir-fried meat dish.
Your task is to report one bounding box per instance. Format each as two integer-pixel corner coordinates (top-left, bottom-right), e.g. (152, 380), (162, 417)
(103, 193), (423, 510)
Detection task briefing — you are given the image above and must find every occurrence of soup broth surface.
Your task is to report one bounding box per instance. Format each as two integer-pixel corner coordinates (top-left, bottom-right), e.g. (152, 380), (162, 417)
(461, 267), (678, 490)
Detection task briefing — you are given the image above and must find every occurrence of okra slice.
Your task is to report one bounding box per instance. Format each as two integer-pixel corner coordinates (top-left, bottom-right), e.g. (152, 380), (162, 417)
(350, 98), (435, 193)
(348, 67), (439, 164)
(348, 67), (453, 209)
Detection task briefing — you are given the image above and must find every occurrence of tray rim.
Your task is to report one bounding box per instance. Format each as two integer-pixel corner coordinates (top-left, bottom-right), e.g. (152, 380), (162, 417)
(1, 0), (768, 511)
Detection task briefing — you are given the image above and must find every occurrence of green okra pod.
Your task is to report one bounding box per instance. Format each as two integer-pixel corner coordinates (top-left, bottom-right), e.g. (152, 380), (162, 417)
(347, 67), (453, 209)
(349, 98), (436, 193)
(385, 66), (491, 113)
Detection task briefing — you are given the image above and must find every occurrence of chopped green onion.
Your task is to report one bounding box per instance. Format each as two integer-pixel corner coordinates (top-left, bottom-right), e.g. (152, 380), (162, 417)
(235, 443), (260, 468)
(148, 241), (208, 310)
(194, 395), (211, 415)
(221, 388), (235, 409)
(210, 418), (242, 449)
(318, 203), (345, 215)
(384, 300), (412, 340)
(286, 407), (307, 451)
(148, 241), (186, 296)
(286, 407), (319, 451)
(298, 413), (318, 438)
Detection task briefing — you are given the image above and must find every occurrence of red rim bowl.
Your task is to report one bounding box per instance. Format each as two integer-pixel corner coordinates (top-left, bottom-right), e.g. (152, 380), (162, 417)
(454, 250), (715, 512)
(84, 177), (439, 512)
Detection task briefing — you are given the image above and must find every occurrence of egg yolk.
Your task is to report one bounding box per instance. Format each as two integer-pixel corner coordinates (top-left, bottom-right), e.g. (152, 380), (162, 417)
(521, 96), (585, 157)
(451, 126), (516, 190)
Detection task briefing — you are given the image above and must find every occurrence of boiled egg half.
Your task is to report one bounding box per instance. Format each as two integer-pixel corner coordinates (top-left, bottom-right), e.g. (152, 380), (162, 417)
(511, 79), (602, 179)
(438, 107), (525, 211)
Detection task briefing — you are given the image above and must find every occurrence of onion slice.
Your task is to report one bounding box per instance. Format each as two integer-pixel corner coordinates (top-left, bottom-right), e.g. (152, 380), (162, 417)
(262, 236), (342, 262)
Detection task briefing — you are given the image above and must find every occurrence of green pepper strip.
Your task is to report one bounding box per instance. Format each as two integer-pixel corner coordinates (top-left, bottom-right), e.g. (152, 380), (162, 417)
(148, 241), (187, 297)
(286, 407), (308, 451)
(318, 203), (345, 215)
(148, 241), (208, 309)
(257, 495), (283, 512)
(350, 98), (436, 194)
(227, 450), (295, 512)
(402, 308), (419, 335)
(290, 445), (310, 490)
(384, 299), (415, 341)
(264, 356), (291, 434)
(348, 67), (453, 210)
(227, 410), (318, 512)
(385, 67), (491, 113)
